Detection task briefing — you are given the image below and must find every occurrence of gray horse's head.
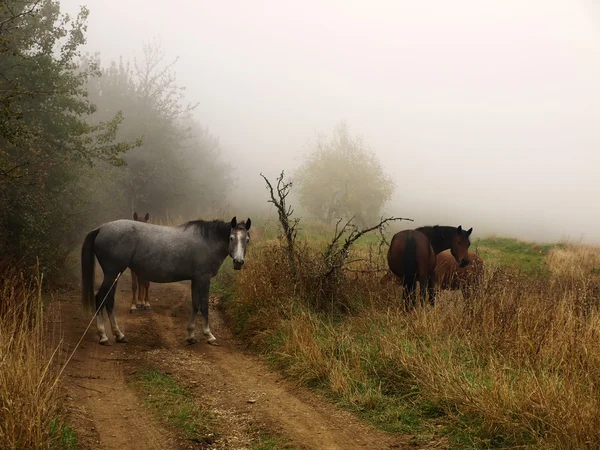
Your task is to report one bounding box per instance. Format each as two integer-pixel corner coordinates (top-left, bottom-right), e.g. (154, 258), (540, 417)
(229, 216), (251, 270)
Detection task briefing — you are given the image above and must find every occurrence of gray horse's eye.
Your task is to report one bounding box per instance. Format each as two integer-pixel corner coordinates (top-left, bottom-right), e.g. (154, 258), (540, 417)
(246, 236), (250, 242)
(229, 235), (234, 241)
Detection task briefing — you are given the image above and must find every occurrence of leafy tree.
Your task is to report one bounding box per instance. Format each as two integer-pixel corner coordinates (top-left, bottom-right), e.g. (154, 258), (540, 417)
(295, 122), (395, 227)
(84, 41), (233, 218)
(0, 1), (136, 277)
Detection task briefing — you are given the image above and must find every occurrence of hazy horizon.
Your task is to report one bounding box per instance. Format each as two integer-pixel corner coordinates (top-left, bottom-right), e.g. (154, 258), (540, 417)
(59, 0), (600, 243)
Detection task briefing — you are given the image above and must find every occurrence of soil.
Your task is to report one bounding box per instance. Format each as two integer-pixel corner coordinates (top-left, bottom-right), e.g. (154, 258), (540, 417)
(51, 271), (432, 450)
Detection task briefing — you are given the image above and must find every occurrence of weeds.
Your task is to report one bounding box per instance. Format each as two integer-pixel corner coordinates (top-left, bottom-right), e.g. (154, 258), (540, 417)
(223, 226), (600, 448)
(0, 265), (72, 450)
(129, 368), (217, 445)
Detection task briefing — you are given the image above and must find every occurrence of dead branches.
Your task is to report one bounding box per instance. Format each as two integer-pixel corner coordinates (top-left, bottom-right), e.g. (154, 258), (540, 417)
(261, 171), (300, 277)
(323, 215), (413, 278)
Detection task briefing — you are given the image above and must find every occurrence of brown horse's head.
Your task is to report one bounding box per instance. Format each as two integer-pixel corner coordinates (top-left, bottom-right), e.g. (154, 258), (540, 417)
(451, 225), (473, 268)
(133, 212), (150, 223)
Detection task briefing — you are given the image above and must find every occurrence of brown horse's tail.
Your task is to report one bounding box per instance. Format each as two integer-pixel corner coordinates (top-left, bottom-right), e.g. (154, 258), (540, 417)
(81, 228), (99, 313)
(403, 232), (418, 289)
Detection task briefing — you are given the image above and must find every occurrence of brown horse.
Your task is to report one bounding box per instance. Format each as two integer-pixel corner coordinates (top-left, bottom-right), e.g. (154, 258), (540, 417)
(415, 225), (473, 267)
(436, 250), (484, 300)
(130, 212), (151, 313)
(387, 225), (473, 310)
(387, 230), (436, 311)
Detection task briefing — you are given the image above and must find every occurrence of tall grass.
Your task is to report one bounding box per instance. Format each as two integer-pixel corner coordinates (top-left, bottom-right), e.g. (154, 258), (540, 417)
(0, 266), (71, 450)
(223, 235), (600, 448)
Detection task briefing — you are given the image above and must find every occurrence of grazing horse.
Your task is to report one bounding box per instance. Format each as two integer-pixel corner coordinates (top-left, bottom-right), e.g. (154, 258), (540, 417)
(436, 250), (484, 300)
(387, 225), (473, 310)
(130, 212), (151, 313)
(81, 216), (251, 346)
(387, 230), (436, 311)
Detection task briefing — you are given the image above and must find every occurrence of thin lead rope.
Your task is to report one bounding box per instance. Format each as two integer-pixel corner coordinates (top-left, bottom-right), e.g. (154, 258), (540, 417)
(52, 271), (122, 387)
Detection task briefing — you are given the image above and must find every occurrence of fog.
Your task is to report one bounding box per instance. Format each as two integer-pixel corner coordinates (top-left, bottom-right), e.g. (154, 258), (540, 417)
(59, 0), (600, 243)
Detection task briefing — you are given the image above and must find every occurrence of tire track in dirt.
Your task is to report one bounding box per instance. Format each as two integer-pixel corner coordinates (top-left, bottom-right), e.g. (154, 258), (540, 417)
(55, 271), (418, 449)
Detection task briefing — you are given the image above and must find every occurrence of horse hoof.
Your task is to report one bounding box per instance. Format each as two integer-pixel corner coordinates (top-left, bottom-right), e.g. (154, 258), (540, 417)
(129, 308), (137, 313)
(143, 305), (152, 311)
(136, 303), (143, 309)
(99, 338), (111, 346)
(187, 337), (198, 345)
(207, 337), (218, 346)
(116, 336), (128, 343)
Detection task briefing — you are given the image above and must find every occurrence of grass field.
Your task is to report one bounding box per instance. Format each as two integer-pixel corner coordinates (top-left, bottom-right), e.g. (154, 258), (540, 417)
(219, 222), (600, 449)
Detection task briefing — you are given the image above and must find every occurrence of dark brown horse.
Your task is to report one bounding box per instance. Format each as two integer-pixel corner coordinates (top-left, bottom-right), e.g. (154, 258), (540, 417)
(436, 250), (484, 300)
(129, 212), (151, 313)
(387, 230), (436, 311)
(415, 225), (473, 267)
(387, 225), (473, 310)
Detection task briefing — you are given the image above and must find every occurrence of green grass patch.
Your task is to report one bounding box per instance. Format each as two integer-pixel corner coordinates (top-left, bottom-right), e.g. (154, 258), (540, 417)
(49, 418), (77, 450)
(129, 369), (216, 445)
(474, 236), (558, 275)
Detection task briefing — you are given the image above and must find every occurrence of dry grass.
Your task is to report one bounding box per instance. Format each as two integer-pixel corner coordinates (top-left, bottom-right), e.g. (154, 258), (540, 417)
(547, 242), (600, 279)
(223, 235), (600, 448)
(0, 266), (72, 450)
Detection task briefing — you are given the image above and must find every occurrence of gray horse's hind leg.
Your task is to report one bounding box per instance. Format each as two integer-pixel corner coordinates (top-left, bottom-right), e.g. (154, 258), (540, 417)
(95, 273), (126, 345)
(106, 288), (127, 344)
(187, 277), (217, 345)
(94, 279), (113, 345)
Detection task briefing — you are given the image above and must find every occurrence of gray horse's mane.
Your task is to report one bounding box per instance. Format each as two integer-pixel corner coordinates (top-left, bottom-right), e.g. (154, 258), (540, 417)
(181, 219), (232, 240)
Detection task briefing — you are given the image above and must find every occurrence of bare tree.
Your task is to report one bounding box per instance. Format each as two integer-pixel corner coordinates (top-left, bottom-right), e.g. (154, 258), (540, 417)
(261, 171), (300, 278)
(323, 215), (413, 278)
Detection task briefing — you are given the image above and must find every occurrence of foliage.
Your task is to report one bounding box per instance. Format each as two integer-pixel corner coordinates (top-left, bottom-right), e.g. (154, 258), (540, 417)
(83, 40), (233, 218)
(295, 122), (395, 227)
(0, 0), (137, 278)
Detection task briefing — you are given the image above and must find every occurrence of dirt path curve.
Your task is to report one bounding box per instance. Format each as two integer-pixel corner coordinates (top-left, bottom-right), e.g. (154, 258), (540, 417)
(54, 271), (413, 450)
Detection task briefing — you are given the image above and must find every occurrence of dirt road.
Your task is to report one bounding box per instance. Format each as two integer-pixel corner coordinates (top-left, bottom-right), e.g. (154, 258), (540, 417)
(53, 271), (414, 450)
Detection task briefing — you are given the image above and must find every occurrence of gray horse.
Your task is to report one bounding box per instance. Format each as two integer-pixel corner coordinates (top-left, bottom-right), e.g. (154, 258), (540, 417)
(81, 216), (251, 346)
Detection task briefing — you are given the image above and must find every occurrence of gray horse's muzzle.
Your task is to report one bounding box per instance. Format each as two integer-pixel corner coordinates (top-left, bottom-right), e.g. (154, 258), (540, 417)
(233, 259), (244, 270)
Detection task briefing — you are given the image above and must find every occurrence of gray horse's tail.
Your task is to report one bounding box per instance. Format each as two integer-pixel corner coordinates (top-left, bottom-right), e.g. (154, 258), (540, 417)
(81, 228), (99, 313)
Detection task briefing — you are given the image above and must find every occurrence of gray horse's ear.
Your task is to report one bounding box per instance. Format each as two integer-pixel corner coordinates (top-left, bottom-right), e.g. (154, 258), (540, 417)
(457, 225), (463, 235)
(245, 218), (251, 230)
(231, 216), (237, 228)
(467, 227), (473, 236)
(133, 212), (138, 221)
(144, 212), (150, 221)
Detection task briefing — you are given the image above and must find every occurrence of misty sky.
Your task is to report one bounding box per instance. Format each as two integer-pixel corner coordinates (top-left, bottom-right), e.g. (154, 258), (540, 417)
(59, 0), (600, 243)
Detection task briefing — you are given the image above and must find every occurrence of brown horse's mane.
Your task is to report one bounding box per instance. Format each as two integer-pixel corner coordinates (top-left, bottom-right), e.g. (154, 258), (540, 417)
(416, 225), (469, 253)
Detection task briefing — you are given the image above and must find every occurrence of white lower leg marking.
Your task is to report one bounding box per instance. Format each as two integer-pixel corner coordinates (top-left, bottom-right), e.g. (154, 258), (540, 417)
(96, 314), (108, 342)
(187, 314), (196, 340)
(108, 309), (125, 339)
(202, 316), (216, 342)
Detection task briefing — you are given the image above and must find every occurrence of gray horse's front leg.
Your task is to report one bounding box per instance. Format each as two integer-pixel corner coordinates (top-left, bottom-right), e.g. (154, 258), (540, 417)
(187, 277), (217, 345)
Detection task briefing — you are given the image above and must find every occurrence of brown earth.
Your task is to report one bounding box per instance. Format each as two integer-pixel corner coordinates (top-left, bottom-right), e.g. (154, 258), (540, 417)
(50, 271), (432, 450)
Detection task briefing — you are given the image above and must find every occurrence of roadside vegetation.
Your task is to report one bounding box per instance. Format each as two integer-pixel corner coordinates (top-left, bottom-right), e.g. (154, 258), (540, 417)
(221, 174), (600, 449)
(0, 266), (74, 450)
